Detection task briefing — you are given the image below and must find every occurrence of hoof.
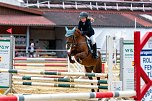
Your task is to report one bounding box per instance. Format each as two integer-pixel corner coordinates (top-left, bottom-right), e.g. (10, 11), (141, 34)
(70, 60), (75, 63)
(97, 89), (99, 92)
(91, 89), (95, 92)
(76, 58), (81, 63)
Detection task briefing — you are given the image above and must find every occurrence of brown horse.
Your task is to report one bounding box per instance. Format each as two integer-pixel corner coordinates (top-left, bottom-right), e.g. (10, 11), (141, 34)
(65, 27), (102, 92)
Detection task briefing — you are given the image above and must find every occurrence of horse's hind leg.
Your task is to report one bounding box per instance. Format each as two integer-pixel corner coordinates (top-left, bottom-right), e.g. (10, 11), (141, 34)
(94, 61), (102, 92)
(85, 66), (95, 92)
(96, 67), (101, 92)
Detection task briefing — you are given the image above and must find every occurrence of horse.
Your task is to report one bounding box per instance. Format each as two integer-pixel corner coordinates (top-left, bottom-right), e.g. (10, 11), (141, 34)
(65, 27), (102, 92)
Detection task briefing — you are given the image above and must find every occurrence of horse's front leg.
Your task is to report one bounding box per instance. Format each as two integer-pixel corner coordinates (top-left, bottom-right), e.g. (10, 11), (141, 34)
(67, 52), (75, 63)
(75, 52), (88, 63)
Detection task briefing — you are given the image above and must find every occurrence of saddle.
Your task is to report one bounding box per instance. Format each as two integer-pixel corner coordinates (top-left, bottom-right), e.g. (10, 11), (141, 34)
(85, 36), (99, 58)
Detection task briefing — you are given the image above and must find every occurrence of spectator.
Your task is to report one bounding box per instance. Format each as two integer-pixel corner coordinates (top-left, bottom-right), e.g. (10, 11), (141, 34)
(28, 43), (35, 58)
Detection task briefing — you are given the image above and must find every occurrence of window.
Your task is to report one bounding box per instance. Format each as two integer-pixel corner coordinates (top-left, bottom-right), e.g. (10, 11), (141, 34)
(14, 35), (26, 46)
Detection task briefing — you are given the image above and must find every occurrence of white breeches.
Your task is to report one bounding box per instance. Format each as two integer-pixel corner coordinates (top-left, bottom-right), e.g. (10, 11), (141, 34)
(90, 35), (96, 45)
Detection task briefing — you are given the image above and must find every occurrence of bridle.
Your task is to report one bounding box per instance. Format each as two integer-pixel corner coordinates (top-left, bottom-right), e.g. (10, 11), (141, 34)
(66, 35), (78, 48)
(66, 29), (90, 57)
(66, 30), (86, 47)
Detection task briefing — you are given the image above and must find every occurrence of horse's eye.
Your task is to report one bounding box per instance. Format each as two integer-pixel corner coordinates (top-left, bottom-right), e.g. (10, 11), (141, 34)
(66, 42), (72, 45)
(69, 36), (73, 38)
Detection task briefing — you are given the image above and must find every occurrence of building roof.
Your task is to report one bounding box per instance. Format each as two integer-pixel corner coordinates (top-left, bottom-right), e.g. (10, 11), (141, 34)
(0, 15), (55, 26)
(0, 2), (55, 26)
(21, 0), (152, 28)
(43, 9), (152, 27)
(0, 1), (152, 27)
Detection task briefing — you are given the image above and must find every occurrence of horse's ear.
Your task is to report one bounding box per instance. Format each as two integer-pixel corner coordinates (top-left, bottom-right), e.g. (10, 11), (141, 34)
(65, 26), (68, 31)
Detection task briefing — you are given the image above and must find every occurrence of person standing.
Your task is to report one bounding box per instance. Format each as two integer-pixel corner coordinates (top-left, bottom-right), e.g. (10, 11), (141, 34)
(28, 43), (35, 58)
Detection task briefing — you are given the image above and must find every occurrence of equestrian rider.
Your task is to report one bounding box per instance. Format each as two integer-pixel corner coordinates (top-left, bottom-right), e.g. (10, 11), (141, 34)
(78, 11), (98, 59)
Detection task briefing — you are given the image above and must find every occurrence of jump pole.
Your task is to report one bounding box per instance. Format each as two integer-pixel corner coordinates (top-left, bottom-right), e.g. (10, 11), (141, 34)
(13, 76), (108, 84)
(13, 81), (108, 89)
(0, 91), (136, 101)
(14, 57), (67, 61)
(13, 64), (67, 67)
(0, 69), (107, 77)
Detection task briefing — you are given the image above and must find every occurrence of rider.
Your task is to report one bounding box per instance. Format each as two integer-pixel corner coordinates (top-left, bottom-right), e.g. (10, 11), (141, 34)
(78, 11), (98, 59)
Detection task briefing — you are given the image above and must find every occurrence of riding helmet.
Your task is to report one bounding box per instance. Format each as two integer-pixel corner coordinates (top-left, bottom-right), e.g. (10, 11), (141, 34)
(79, 11), (89, 19)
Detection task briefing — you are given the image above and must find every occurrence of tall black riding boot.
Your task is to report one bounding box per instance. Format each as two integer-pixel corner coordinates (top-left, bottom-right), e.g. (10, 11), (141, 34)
(92, 43), (98, 59)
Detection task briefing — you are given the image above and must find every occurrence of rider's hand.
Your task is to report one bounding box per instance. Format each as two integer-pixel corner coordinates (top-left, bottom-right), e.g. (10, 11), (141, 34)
(88, 17), (94, 23)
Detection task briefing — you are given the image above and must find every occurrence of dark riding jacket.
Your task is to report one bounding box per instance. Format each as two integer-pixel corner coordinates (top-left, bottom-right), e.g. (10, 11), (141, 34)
(78, 19), (94, 37)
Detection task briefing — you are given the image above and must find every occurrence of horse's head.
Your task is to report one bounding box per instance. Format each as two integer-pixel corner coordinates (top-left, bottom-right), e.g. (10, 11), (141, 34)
(65, 27), (82, 50)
